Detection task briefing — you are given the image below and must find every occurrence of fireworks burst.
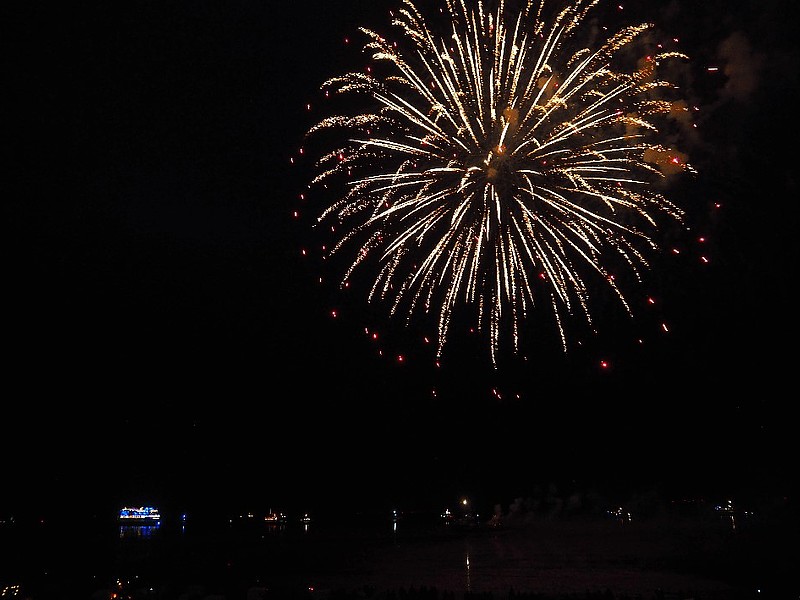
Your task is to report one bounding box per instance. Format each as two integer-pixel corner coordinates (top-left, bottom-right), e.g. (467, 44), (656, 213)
(300, 0), (696, 367)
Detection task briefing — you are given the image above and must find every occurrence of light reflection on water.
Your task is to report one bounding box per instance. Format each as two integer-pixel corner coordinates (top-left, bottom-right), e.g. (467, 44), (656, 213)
(118, 522), (161, 539)
(464, 549), (471, 592)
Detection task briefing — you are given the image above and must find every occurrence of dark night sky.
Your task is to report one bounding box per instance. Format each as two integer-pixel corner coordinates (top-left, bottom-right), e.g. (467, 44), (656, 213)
(5, 0), (798, 521)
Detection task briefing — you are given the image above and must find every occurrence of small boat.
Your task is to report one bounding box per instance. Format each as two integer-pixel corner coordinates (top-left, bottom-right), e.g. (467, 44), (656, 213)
(264, 509), (286, 523)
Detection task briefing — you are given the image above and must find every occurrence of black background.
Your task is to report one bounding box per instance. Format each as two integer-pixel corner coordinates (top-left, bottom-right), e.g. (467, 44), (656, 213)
(5, 0), (797, 521)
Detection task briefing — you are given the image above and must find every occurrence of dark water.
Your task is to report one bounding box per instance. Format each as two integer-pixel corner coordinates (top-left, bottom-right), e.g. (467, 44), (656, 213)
(1, 511), (467, 600)
(1, 510), (795, 600)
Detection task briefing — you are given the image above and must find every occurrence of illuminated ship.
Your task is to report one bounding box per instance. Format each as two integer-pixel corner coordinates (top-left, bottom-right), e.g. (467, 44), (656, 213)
(119, 506), (161, 522)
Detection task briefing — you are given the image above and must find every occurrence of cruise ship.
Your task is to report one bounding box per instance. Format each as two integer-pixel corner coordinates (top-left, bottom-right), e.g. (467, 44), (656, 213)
(119, 506), (161, 521)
